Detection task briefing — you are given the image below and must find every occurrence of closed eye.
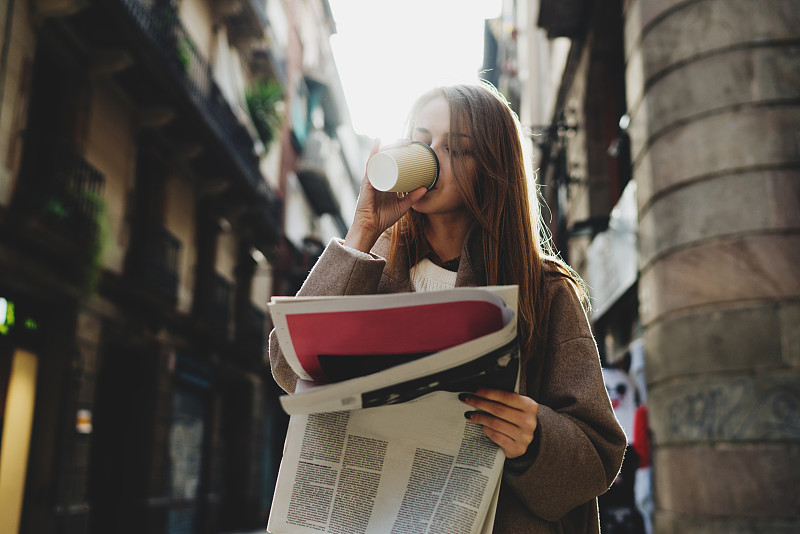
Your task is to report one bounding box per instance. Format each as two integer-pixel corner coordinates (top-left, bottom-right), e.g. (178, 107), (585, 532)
(413, 128), (432, 145)
(447, 147), (473, 158)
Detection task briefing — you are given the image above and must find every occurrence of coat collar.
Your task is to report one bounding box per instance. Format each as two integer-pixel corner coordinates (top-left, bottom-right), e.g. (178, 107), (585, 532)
(375, 223), (486, 292)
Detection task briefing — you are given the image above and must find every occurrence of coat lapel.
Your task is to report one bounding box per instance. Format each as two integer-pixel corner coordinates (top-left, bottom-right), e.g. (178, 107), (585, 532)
(374, 224), (485, 291)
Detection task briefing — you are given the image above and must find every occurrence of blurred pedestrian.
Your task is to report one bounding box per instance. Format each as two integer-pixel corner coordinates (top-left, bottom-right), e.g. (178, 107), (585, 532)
(601, 364), (646, 534)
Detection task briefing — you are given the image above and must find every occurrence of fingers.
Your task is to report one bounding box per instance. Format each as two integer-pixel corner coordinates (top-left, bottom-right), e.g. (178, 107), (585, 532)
(349, 141), (428, 252)
(402, 186), (429, 207)
(474, 421), (528, 459)
(471, 388), (538, 410)
(460, 389), (539, 459)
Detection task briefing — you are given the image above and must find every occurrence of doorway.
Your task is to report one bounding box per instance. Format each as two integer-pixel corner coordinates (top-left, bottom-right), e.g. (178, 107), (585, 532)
(0, 347), (39, 534)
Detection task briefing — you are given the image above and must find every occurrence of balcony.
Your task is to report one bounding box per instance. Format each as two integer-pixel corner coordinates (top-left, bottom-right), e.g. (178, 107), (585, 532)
(219, 0), (268, 43)
(32, 1), (283, 246)
(537, 0), (591, 39)
(209, 272), (233, 334)
(250, 28), (288, 86)
(135, 223), (182, 300)
(119, 2), (264, 183)
(296, 131), (347, 235)
(12, 140), (106, 259)
(298, 130), (330, 175)
(57, 0), (284, 242)
(39, 144), (106, 243)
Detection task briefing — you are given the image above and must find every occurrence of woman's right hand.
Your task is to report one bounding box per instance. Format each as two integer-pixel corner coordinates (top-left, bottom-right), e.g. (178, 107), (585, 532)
(343, 139), (428, 253)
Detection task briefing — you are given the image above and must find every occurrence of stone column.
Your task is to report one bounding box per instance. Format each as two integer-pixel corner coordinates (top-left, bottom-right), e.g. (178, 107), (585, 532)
(624, 0), (800, 532)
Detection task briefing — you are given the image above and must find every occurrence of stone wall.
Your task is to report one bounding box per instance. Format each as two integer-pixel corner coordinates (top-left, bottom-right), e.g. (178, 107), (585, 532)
(624, 0), (800, 531)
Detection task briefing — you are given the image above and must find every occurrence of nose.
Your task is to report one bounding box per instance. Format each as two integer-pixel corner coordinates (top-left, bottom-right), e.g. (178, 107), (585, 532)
(428, 139), (445, 159)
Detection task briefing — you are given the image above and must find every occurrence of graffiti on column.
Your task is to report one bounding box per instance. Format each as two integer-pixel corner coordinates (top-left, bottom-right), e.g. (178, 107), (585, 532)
(662, 377), (800, 441)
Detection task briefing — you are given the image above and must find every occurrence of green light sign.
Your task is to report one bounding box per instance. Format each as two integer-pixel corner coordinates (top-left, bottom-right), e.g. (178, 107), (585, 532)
(0, 297), (38, 337)
(0, 297), (12, 335)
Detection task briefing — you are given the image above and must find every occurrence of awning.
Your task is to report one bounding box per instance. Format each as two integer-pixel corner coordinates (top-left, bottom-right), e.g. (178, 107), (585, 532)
(585, 181), (639, 319)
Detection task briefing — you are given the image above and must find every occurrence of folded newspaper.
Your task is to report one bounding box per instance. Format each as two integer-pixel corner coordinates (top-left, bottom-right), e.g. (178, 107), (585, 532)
(268, 286), (520, 534)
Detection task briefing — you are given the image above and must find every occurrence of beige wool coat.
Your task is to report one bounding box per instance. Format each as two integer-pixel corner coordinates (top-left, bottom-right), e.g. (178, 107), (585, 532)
(269, 233), (626, 534)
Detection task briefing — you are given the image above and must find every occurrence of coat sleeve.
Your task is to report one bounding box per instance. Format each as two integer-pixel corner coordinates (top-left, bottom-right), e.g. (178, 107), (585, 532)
(502, 282), (627, 521)
(267, 239), (387, 393)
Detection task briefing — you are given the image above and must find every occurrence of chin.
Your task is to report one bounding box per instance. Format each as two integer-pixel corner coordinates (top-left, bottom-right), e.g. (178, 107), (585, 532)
(411, 201), (433, 214)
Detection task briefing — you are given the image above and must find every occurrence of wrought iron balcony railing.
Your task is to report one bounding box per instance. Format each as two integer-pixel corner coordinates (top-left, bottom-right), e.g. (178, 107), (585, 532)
(223, 0), (268, 41)
(142, 223), (181, 298)
(117, 0), (274, 201)
(41, 144), (106, 242)
(14, 139), (106, 249)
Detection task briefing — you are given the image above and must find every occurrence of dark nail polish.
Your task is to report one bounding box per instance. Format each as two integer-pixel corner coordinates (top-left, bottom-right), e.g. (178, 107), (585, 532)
(458, 393), (470, 403)
(464, 411), (476, 420)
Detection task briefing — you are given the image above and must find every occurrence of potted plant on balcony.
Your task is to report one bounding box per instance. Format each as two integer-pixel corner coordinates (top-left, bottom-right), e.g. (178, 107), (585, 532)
(153, 2), (192, 74)
(246, 79), (283, 149)
(43, 184), (109, 296)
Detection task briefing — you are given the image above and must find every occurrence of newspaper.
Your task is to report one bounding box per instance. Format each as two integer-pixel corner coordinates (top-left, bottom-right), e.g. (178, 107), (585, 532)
(267, 286), (519, 534)
(270, 287), (515, 385)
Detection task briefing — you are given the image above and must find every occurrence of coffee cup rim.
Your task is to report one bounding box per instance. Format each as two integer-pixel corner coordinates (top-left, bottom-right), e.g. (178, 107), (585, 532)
(409, 141), (439, 190)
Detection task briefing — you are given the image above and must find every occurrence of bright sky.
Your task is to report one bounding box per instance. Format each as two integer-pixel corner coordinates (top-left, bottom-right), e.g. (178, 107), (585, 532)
(328, 0), (503, 142)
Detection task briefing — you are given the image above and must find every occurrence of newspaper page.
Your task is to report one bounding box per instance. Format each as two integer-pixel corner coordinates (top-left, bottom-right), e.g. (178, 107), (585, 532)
(273, 286), (519, 415)
(268, 384), (513, 534)
(281, 331), (519, 416)
(269, 286), (516, 384)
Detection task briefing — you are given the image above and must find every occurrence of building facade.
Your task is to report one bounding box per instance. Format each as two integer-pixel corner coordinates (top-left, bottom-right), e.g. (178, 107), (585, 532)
(0, 0), (362, 533)
(487, 0), (799, 532)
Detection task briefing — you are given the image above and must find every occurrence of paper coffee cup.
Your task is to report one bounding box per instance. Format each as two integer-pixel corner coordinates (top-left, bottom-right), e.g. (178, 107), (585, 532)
(367, 141), (439, 192)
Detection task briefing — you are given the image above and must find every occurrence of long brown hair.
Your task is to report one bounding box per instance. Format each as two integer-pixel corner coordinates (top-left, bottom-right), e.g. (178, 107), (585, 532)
(388, 82), (585, 356)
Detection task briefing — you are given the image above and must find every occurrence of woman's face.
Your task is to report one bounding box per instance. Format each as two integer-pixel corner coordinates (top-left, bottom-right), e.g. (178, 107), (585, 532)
(409, 96), (476, 217)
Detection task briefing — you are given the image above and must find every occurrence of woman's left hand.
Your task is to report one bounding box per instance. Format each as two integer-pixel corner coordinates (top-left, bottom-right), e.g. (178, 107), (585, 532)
(460, 388), (539, 459)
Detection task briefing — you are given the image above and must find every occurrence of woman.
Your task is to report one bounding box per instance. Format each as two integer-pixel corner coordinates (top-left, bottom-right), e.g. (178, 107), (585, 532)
(270, 82), (626, 533)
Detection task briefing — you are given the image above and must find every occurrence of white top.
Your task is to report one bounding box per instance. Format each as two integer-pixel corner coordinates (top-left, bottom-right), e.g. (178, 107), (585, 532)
(410, 258), (457, 292)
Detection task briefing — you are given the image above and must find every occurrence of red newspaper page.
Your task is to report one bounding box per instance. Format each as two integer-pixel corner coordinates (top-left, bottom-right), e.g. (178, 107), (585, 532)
(287, 299), (507, 383)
